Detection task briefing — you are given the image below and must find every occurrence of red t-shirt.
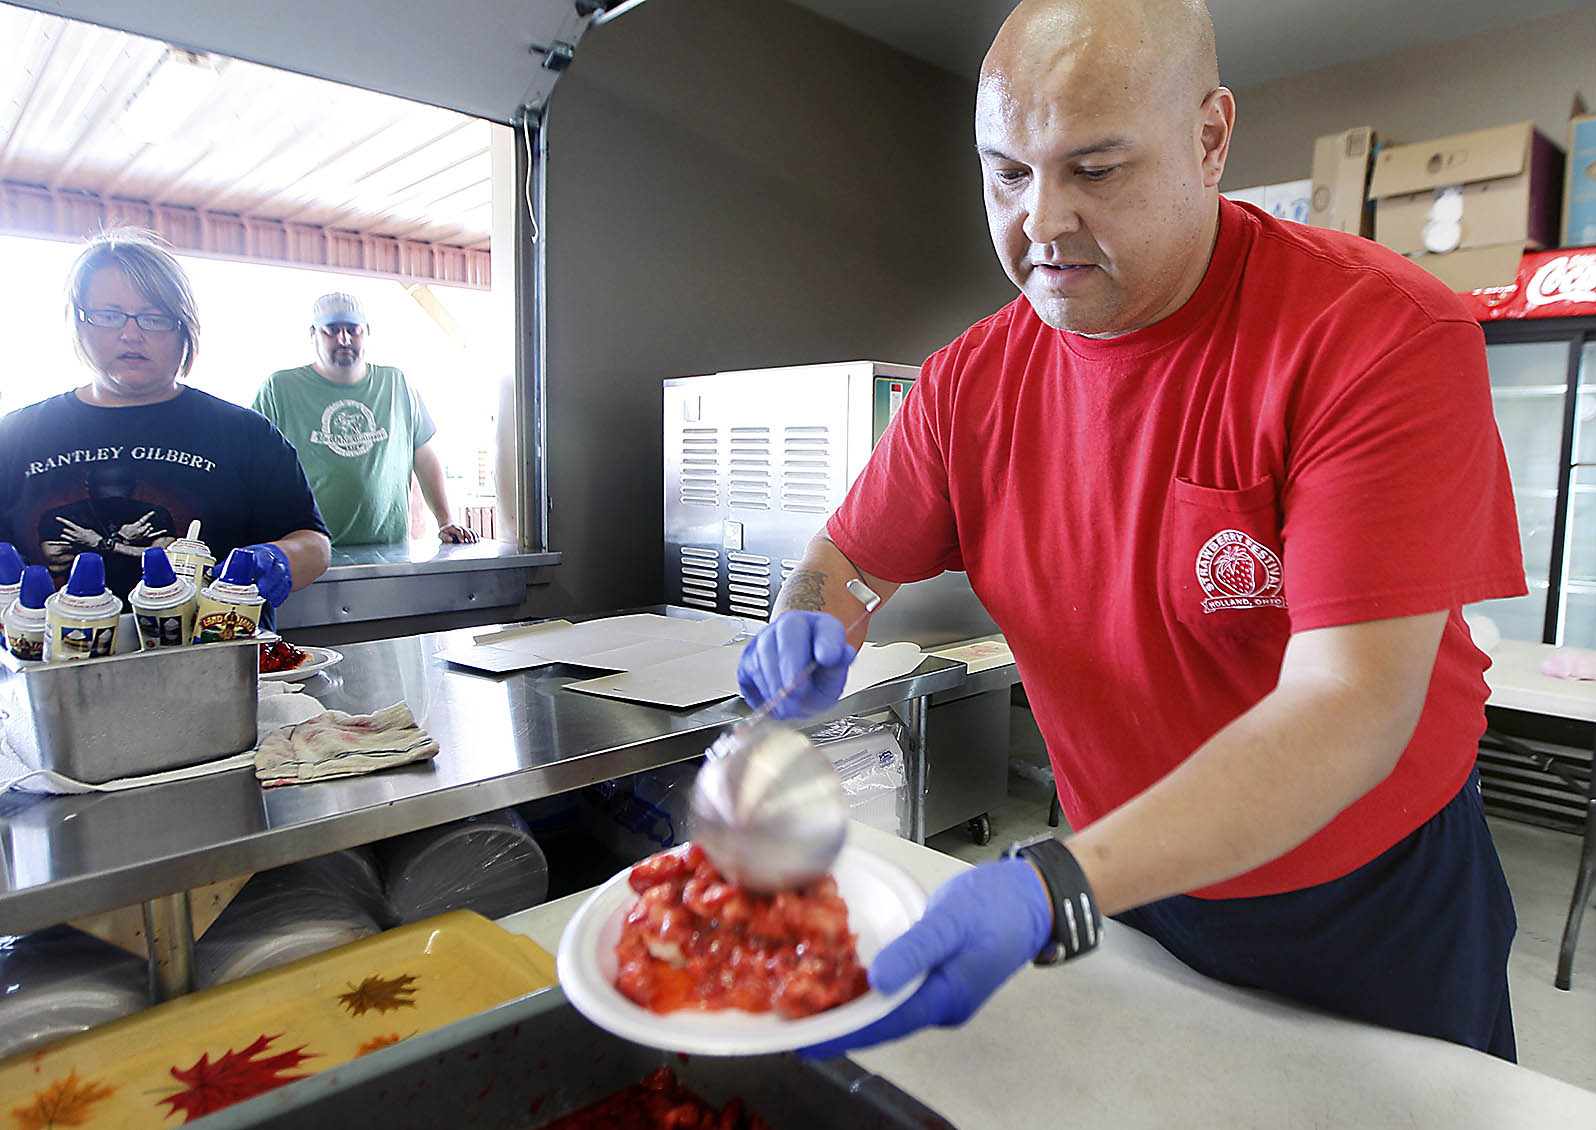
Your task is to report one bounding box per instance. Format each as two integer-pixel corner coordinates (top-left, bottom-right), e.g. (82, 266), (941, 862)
(829, 199), (1526, 898)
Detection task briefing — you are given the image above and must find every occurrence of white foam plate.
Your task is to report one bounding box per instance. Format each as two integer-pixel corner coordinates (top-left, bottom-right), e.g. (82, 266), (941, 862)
(260, 645), (343, 682)
(557, 843), (926, 1055)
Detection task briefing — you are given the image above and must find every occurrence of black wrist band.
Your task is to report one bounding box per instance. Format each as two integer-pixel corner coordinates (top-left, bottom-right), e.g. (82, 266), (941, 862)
(1007, 835), (1102, 964)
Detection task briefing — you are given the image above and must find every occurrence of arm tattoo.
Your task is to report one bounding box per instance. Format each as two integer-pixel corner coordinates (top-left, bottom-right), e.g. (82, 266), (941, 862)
(780, 569), (830, 612)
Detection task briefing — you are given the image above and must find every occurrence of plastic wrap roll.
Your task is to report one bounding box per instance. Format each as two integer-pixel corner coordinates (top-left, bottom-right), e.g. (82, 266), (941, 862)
(0, 926), (149, 1061)
(194, 848), (388, 989)
(375, 808), (550, 924)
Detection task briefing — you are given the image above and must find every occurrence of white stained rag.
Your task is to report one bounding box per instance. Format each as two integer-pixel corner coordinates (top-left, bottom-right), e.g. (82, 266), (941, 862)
(253, 702), (439, 787)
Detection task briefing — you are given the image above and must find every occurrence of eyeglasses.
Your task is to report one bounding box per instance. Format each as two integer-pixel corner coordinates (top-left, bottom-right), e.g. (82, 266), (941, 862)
(77, 308), (181, 333)
(317, 323), (366, 338)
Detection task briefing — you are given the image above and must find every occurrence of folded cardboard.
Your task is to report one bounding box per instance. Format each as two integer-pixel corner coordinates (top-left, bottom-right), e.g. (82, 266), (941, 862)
(1566, 112), (1596, 248)
(1369, 122), (1563, 257)
(1309, 126), (1377, 236)
(1226, 178), (1312, 224)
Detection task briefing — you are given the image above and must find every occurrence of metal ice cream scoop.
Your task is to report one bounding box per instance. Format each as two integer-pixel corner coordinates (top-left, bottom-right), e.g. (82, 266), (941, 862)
(689, 579), (881, 891)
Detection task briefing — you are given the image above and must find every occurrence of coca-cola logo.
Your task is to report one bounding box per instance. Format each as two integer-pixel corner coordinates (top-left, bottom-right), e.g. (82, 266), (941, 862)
(1525, 254), (1596, 308)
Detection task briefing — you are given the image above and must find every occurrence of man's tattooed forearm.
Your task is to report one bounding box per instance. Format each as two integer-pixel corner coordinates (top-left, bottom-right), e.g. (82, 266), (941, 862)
(781, 569), (829, 612)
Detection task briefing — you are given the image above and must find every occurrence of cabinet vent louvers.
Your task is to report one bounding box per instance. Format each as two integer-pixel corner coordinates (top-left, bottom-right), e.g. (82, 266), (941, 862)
(727, 426), (773, 510)
(678, 546), (720, 608)
(729, 597), (772, 619)
(727, 550), (773, 617)
(781, 426), (833, 514)
(679, 427), (720, 507)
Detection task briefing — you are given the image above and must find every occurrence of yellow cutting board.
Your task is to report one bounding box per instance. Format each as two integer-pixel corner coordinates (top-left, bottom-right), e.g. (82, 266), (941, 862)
(1, 911), (556, 1128)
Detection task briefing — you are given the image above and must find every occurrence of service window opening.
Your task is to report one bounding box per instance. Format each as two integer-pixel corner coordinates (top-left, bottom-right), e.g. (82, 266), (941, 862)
(0, 3), (522, 546)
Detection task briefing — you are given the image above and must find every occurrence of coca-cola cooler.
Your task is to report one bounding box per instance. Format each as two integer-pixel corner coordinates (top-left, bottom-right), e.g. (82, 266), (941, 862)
(1466, 296), (1596, 836)
(663, 362), (1010, 842)
(1469, 303), (1596, 647)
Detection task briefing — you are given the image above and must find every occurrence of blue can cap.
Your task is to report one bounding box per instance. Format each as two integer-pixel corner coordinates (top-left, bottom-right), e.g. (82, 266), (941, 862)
(142, 545), (178, 588)
(218, 547), (256, 586)
(0, 542), (22, 585)
(65, 552), (107, 596)
(19, 565), (53, 609)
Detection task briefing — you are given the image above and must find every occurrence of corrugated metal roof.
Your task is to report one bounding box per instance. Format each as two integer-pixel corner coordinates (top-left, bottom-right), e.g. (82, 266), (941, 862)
(0, 3), (493, 252)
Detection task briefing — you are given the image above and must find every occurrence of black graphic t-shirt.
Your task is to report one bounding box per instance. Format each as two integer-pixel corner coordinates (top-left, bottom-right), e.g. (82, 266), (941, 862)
(0, 388), (328, 605)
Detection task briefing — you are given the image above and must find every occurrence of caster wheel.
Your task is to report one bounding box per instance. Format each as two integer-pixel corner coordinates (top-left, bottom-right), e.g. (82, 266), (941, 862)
(967, 813), (993, 846)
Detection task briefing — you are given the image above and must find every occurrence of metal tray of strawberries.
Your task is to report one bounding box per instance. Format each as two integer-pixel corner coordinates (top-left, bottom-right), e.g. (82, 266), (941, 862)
(190, 985), (959, 1130)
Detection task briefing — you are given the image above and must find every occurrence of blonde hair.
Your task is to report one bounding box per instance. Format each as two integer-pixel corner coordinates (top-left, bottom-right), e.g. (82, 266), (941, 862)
(66, 229), (200, 378)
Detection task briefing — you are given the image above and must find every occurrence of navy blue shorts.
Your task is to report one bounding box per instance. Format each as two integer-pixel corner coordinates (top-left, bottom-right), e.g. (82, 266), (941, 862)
(1115, 770), (1517, 1060)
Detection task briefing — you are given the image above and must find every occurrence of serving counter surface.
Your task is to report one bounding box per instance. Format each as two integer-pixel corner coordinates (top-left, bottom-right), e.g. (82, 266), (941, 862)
(501, 822), (1596, 1130)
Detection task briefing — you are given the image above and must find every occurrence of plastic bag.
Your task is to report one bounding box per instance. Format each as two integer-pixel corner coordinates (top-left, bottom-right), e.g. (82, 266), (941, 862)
(374, 808), (550, 924)
(581, 762), (699, 862)
(0, 926), (149, 1060)
(194, 847), (388, 988)
(803, 716), (908, 836)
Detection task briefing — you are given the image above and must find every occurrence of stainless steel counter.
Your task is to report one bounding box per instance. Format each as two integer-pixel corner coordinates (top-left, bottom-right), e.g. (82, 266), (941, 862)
(0, 618), (963, 937)
(319, 538), (561, 580)
(499, 824), (1596, 1129)
(275, 539), (560, 631)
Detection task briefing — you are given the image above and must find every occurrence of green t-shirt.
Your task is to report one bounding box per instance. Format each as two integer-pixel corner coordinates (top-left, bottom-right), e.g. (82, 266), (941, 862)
(251, 364), (436, 545)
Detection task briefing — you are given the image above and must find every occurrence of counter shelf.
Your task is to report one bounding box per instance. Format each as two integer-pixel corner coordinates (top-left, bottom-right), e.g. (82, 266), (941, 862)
(274, 539), (562, 632)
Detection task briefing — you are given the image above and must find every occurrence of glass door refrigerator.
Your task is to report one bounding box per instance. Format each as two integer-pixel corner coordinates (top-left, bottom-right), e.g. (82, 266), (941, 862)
(1471, 318), (1596, 645)
(1471, 316), (1596, 837)
(1552, 337), (1596, 646)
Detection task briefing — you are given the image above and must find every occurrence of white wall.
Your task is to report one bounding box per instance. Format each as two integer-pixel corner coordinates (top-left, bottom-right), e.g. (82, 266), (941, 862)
(1221, 4), (1596, 190)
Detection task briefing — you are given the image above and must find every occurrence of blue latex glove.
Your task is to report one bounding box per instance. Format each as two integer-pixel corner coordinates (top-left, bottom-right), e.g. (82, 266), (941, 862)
(241, 543), (293, 607)
(801, 858), (1053, 1058)
(735, 610), (855, 719)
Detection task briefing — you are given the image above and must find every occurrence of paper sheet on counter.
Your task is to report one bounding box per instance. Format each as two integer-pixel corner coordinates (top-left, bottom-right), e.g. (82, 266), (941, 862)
(929, 636), (1014, 675)
(564, 640), (925, 710)
(434, 613), (746, 674)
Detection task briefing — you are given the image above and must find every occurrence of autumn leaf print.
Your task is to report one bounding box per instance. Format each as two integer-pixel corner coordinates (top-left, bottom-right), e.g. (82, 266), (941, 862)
(354, 1032), (414, 1057)
(10, 1070), (115, 1129)
(156, 1034), (316, 1122)
(337, 973), (419, 1017)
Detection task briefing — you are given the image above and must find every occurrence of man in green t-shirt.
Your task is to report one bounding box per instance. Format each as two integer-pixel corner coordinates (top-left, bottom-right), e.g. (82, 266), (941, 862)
(252, 293), (479, 546)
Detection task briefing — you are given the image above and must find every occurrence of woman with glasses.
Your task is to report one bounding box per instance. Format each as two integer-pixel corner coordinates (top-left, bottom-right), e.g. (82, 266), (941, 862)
(0, 230), (330, 618)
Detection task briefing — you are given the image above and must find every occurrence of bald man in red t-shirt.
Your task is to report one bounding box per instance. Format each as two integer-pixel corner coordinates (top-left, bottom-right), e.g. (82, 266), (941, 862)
(740, 0), (1524, 1060)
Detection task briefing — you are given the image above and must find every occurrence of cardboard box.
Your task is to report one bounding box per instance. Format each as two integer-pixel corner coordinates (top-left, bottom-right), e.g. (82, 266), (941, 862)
(1368, 122), (1564, 256)
(1226, 178), (1312, 224)
(1406, 242), (1526, 293)
(1566, 112), (1596, 247)
(1309, 126), (1377, 236)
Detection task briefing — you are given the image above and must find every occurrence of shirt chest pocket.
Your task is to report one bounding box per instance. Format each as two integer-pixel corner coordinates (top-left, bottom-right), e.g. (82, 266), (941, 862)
(1160, 476), (1291, 645)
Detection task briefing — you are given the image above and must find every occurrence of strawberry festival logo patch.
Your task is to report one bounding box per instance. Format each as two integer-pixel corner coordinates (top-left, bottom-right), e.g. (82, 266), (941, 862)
(1195, 529), (1287, 614)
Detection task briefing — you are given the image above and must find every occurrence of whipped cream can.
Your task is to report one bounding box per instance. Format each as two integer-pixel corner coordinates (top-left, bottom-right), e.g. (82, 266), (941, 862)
(130, 546), (199, 649)
(166, 520), (215, 591)
(193, 548), (265, 643)
(44, 553), (122, 661)
(2, 565), (51, 665)
(0, 542), (22, 653)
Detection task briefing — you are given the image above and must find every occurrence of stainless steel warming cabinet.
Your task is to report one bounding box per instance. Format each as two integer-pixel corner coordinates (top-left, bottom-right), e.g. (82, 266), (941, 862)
(664, 361), (1011, 842)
